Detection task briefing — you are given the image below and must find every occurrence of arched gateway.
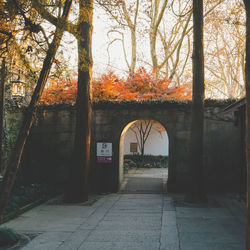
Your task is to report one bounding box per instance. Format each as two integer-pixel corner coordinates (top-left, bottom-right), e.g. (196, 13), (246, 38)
(20, 101), (242, 194)
(119, 119), (169, 189)
(89, 100), (242, 194)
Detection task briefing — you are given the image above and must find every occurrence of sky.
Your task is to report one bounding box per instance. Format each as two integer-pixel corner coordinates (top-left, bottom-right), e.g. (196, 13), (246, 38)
(92, 7), (129, 76)
(62, 5), (132, 78)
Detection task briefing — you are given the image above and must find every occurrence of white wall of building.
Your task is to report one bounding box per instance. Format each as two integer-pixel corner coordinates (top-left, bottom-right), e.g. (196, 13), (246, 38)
(123, 121), (169, 156)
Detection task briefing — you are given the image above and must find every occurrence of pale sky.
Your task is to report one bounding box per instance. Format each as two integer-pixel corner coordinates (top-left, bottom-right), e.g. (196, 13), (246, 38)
(61, 6), (132, 78)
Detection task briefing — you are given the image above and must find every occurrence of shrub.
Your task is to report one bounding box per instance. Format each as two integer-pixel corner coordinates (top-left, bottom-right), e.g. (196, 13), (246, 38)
(124, 155), (168, 168)
(0, 227), (20, 247)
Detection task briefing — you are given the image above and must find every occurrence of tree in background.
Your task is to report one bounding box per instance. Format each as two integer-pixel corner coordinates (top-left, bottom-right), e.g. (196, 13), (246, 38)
(128, 119), (165, 157)
(0, 0), (94, 206)
(0, 0), (73, 221)
(95, 0), (247, 99)
(143, 0), (225, 82)
(96, 0), (193, 80)
(0, 0), (76, 175)
(243, 0), (250, 248)
(96, 0), (140, 74)
(205, 0), (245, 98)
(146, 0), (168, 78)
(186, 0), (206, 203)
(0, 0), (72, 86)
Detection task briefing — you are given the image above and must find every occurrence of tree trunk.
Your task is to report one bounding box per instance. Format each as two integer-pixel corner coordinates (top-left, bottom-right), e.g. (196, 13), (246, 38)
(130, 27), (137, 73)
(141, 145), (144, 157)
(243, 1), (250, 248)
(63, 0), (93, 203)
(0, 0), (72, 221)
(150, 28), (158, 75)
(186, 0), (206, 203)
(0, 58), (6, 173)
(149, 0), (168, 78)
(120, 0), (138, 74)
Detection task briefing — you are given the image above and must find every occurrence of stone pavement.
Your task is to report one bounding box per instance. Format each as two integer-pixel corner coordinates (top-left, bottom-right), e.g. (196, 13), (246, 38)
(2, 168), (246, 250)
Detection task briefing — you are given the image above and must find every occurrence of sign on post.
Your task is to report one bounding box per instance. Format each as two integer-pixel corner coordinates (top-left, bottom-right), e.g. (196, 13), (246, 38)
(97, 142), (112, 163)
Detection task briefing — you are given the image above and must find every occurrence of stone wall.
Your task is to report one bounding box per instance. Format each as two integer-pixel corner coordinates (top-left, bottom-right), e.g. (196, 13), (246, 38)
(4, 106), (75, 185)
(5, 101), (243, 193)
(91, 102), (192, 193)
(91, 101), (241, 193)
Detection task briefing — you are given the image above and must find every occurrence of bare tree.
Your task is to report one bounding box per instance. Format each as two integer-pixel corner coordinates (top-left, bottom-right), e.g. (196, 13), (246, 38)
(129, 120), (153, 156)
(129, 119), (165, 156)
(154, 0), (226, 83)
(148, 0), (168, 77)
(96, 0), (227, 87)
(204, 0), (245, 98)
(96, 0), (140, 73)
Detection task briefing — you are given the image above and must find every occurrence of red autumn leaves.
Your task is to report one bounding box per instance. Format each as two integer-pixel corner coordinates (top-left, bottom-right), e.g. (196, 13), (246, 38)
(40, 68), (192, 104)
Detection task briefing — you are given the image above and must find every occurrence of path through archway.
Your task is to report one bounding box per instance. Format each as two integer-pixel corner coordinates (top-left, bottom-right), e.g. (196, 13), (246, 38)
(119, 119), (169, 194)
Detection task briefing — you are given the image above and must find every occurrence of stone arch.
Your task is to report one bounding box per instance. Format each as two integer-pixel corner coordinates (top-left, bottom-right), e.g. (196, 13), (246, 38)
(91, 103), (192, 193)
(118, 119), (169, 189)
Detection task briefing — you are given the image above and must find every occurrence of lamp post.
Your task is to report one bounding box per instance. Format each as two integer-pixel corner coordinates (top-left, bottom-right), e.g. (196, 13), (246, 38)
(10, 79), (25, 98)
(0, 66), (26, 173)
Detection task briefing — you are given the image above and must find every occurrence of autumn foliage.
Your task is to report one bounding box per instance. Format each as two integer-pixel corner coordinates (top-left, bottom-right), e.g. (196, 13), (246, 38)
(40, 68), (191, 104)
(40, 78), (77, 104)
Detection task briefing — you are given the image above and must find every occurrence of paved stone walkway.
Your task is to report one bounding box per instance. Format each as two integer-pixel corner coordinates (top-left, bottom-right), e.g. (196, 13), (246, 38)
(2, 168), (246, 250)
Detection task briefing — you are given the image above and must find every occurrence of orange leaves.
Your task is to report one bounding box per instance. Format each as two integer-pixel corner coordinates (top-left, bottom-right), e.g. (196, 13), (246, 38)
(40, 78), (77, 104)
(40, 68), (192, 104)
(92, 71), (120, 101)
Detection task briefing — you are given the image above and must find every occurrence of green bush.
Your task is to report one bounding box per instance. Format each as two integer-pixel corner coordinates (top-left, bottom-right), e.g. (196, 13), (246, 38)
(0, 227), (20, 247)
(124, 155), (168, 168)
(4, 183), (61, 216)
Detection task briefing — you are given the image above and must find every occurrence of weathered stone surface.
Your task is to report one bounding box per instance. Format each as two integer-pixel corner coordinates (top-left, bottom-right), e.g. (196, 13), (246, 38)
(21, 232), (71, 250)
(7, 101), (243, 193)
(2, 170), (245, 250)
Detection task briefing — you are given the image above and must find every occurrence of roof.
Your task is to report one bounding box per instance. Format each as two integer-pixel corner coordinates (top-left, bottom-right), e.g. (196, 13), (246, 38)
(221, 98), (246, 114)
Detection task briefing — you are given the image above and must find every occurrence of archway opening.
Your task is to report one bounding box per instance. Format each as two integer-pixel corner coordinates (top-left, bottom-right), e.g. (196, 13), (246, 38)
(119, 119), (169, 193)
